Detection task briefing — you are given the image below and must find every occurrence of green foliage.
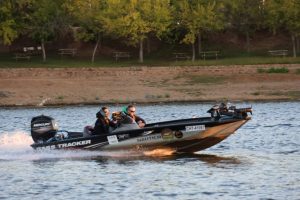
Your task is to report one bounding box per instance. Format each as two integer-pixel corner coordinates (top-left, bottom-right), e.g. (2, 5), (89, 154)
(224, 0), (264, 33)
(264, 0), (300, 57)
(104, 0), (172, 46)
(57, 95), (64, 100)
(223, 0), (264, 52)
(0, 0), (300, 61)
(265, 0), (300, 35)
(176, 0), (224, 45)
(0, 19), (17, 45)
(27, 0), (68, 43)
(66, 0), (106, 42)
(103, 0), (172, 62)
(0, 0), (29, 45)
(257, 67), (289, 73)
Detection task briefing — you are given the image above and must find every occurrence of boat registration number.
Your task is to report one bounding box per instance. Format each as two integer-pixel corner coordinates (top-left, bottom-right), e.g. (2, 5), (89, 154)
(107, 135), (118, 144)
(185, 125), (205, 132)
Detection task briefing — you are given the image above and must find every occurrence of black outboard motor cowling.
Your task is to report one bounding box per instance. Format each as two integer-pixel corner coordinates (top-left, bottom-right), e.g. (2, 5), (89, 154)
(31, 115), (58, 143)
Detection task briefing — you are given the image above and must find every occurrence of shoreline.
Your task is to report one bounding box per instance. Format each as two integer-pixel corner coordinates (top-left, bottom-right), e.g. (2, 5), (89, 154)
(0, 99), (299, 108)
(1, 64), (299, 107)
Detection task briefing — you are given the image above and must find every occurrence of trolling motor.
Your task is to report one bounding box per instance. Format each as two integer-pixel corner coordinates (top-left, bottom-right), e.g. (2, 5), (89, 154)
(207, 103), (252, 120)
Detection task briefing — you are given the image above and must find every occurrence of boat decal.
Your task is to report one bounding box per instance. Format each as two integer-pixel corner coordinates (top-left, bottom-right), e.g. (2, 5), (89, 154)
(137, 134), (162, 142)
(84, 141), (108, 149)
(35, 140), (92, 150)
(57, 140), (91, 148)
(174, 131), (183, 138)
(185, 125), (205, 132)
(33, 122), (51, 127)
(161, 131), (174, 140)
(107, 135), (119, 144)
(36, 145), (56, 150)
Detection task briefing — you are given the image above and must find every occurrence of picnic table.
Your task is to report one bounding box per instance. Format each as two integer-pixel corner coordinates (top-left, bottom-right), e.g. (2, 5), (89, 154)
(13, 46), (42, 61)
(14, 52), (31, 61)
(23, 46), (42, 56)
(58, 48), (77, 57)
(173, 53), (191, 61)
(200, 51), (220, 60)
(268, 50), (288, 57)
(113, 52), (131, 61)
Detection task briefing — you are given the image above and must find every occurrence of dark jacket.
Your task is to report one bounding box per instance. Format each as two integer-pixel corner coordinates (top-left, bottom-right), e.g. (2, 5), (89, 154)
(125, 113), (146, 125)
(134, 115), (146, 124)
(93, 112), (117, 135)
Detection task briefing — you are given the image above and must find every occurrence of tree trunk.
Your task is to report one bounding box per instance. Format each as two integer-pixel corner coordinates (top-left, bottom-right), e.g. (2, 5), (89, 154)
(246, 31), (250, 53)
(192, 43), (195, 62)
(139, 38), (144, 63)
(198, 33), (202, 55)
(92, 34), (101, 63)
(291, 34), (297, 57)
(41, 40), (46, 62)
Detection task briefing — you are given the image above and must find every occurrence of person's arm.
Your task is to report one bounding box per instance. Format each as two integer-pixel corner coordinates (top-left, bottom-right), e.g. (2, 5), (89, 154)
(135, 115), (145, 124)
(135, 115), (146, 128)
(109, 119), (117, 128)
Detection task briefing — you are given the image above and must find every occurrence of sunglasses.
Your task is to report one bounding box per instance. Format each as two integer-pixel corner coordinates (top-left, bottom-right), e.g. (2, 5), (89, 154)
(129, 110), (135, 113)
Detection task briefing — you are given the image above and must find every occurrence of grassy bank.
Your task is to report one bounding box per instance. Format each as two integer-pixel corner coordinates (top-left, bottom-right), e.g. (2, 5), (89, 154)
(1, 54), (300, 68)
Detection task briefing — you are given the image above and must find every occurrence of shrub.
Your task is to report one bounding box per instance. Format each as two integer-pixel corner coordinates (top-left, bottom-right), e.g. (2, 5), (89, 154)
(57, 96), (64, 100)
(267, 67), (289, 73)
(257, 67), (289, 73)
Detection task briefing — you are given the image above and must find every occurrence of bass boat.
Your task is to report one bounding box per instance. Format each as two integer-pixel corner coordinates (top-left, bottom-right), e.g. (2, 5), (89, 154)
(30, 103), (252, 153)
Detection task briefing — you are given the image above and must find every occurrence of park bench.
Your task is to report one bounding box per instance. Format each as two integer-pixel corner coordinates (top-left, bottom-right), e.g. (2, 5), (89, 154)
(58, 48), (77, 57)
(268, 50), (288, 57)
(113, 52), (131, 61)
(14, 52), (31, 61)
(173, 53), (191, 61)
(200, 51), (220, 60)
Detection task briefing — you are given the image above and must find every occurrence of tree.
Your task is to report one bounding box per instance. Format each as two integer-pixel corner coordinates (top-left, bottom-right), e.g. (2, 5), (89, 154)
(223, 0), (264, 53)
(25, 0), (68, 62)
(66, 0), (107, 63)
(0, 0), (30, 45)
(175, 0), (224, 61)
(104, 0), (172, 63)
(265, 0), (300, 57)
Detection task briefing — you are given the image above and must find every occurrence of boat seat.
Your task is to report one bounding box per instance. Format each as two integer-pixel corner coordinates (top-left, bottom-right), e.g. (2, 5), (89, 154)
(112, 123), (140, 132)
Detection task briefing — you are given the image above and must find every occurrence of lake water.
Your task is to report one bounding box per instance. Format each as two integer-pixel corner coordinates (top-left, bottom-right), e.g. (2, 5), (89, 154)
(0, 102), (299, 200)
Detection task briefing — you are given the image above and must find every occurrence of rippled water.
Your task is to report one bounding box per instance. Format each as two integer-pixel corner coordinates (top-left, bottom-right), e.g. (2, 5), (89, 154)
(0, 102), (299, 200)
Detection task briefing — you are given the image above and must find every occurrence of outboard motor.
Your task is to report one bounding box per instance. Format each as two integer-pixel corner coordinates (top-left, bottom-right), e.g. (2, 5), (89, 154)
(31, 115), (59, 143)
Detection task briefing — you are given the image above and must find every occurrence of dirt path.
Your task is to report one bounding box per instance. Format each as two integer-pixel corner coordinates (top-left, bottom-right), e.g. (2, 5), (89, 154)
(0, 64), (299, 106)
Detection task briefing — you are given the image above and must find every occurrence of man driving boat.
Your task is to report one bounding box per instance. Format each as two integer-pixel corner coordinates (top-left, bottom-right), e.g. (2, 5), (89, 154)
(126, 105), (146, 128)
